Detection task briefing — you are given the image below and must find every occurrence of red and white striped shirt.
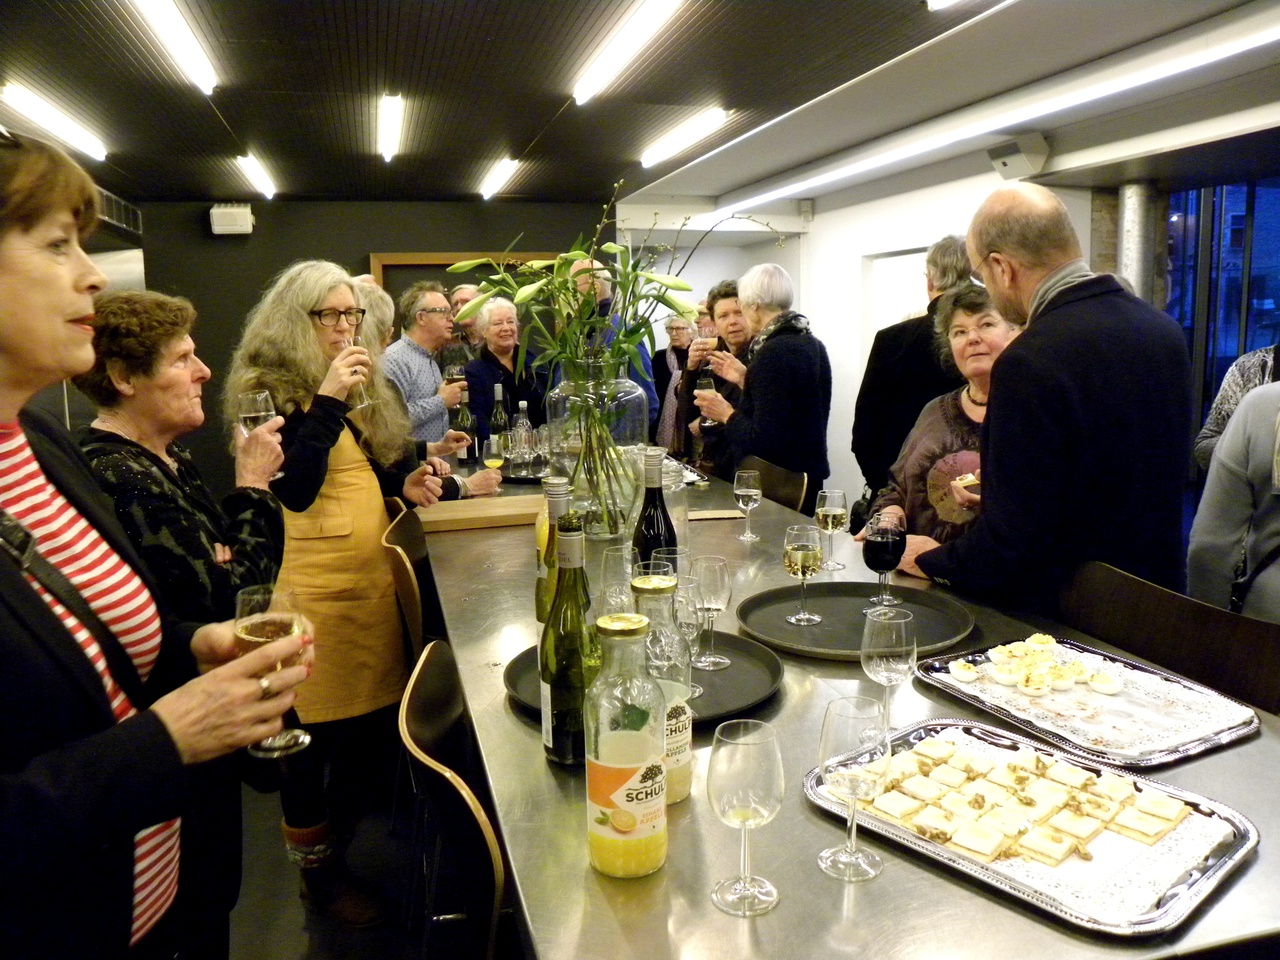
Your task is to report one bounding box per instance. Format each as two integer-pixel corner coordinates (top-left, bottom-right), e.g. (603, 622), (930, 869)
(0, 422), (179, 946)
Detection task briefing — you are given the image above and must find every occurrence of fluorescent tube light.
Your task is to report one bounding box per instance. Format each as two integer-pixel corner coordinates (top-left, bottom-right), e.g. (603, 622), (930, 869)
(131, 0), (219, 94)
(573, 0), (681, 105)
(0, 84), (107, 160)
(927, 0), (965, 10)
(236, 154), (276, 199)
(480, 159), (519, 199)
(716, 9), (1280, 216)
(379, 95), (404, 161)
(641, 107), (728, 168)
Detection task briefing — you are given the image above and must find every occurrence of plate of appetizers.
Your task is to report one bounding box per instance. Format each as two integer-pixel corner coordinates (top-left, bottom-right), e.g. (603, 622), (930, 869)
(803, 720), (1258, 936)
(915, 635), (1258, 768)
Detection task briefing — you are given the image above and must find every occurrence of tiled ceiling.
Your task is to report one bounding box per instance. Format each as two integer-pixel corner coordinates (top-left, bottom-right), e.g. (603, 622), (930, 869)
(0, 0), (1005, 205)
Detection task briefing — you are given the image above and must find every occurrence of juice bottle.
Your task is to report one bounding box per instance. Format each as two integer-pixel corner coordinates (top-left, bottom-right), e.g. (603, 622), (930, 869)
(630, 572), (693, 803)
(585, 613), (668, 878)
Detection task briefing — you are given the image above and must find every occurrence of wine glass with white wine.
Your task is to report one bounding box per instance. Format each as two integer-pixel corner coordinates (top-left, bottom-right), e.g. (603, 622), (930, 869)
(235, 391), (283, 479)
(815, 489), (848, 571)
(336, 337), (375, 410)
(733, 469), (762, 542)
(234, 585), (312, 758)
(783, 524), (822, 625)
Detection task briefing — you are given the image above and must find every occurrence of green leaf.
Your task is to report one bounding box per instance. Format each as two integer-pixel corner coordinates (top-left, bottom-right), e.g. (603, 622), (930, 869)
(525, 259), (557, 270)
(599, 241), (624, 255)
(513, 277), (551, 304)
(636, 271), (692, 291)
(453, 288), (496, 323)
(447, 258), (494, 273)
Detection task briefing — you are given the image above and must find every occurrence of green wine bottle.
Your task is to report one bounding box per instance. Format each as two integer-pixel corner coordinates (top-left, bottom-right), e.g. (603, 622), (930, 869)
(535, 476), (571, 623)
(539, 511), (592, 765)
(453, 385), (476, 465)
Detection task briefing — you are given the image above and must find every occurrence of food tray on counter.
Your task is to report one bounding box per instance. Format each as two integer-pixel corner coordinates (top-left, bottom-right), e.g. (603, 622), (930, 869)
(916, 639), (1258, 768)
(802, 719), (1258, 937)
(735, 582), (972, 661)
(503, 631), (782, 724)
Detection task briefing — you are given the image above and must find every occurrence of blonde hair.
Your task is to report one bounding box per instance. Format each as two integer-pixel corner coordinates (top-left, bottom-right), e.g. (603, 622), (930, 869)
(224, 260), (411, 466)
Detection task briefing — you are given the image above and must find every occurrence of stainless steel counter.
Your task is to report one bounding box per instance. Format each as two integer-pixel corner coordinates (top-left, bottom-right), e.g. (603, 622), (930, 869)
(420, 484), (1279, 959)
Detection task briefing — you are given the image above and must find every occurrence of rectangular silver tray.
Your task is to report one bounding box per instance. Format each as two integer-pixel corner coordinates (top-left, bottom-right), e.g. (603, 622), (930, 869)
(915, 639), (1259, 768)
(802, 720), (1259, 937)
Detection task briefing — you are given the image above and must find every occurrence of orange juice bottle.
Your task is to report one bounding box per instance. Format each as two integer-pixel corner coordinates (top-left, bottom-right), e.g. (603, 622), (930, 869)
(585, 613), (668, 878)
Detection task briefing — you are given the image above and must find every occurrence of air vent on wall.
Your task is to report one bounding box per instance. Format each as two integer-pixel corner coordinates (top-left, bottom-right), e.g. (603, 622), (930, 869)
(97, 187), (142, 239)
(210, 203), (254, 235)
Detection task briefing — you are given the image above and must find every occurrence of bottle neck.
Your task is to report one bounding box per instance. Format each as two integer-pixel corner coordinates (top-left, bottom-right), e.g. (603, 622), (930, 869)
(557, 531), (584, 569)
(644, 457), (663, 489)
(634, 591), (676, 628)
(598, 635), (647, 676)
(547, 493), (569, 525)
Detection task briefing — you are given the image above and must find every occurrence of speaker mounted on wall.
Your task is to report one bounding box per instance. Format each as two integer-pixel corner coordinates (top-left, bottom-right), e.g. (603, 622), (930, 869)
(210, 203), (254, 235)
(986, 133), (1049, 180)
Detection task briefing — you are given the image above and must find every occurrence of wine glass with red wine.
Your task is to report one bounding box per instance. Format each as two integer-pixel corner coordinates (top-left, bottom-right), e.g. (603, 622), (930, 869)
(862, 512), (905, 612)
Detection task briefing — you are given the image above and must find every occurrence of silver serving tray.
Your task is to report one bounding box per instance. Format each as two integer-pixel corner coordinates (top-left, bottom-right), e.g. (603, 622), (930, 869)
(802, 719), (1259, 937)
(915, 639), (1259, 769)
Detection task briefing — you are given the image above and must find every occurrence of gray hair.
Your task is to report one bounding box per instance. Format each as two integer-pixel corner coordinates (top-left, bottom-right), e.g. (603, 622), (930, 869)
(931, 282), (1020, 373)
(355, 282), (396, 347)
(475, 296), (517, 337)
(925, 235), (972, 292)
(225, 259), (410, 466)
(663, 314), (693, 334)
(738, 263), (794, 312)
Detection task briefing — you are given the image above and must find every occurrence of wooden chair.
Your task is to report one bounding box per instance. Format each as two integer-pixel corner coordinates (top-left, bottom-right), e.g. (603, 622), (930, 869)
(1057, 561), (1280, 712)
(739, 454), (808, 513)
(398, 641), (505, 960)
(383, 497), (427, 662)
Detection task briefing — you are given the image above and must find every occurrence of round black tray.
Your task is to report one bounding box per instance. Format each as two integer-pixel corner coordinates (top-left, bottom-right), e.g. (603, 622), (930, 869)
(496, 468), (549, 485)
(735, 581), (973, 661)
(503, 631), (783, 724)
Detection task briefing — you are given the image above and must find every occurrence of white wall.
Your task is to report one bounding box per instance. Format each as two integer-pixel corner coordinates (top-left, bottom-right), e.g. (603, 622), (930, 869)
(794, 163), (1092, 497)
(640, 243), (751, 350)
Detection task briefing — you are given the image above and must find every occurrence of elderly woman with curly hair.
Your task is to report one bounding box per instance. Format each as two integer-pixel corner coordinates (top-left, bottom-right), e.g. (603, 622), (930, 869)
(74, 289), (284, 624)
(224, 259), (442, 927)
(464, 295), (548, 444)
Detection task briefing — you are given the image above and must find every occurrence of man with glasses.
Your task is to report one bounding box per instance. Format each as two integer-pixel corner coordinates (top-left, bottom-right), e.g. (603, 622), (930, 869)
(900, 183), (1192, 610)
(438, 283), (484, 370)
(385, 280), (465, 445)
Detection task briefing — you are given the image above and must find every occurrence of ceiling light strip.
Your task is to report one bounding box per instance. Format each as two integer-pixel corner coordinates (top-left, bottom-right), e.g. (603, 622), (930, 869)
(480, 159), (519, 199)
(641, 107), (728, 168)
(573, 0), (682, 105)
(379, 95), (404, 161)
(130, 0), (219, 94)
(0, 84), (107, 160)
(236, 154), (276, 199)
(714, 3), (1280, 215)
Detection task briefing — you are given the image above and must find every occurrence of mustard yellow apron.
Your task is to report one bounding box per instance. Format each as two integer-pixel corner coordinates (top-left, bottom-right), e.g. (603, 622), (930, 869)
(277, 425), (406, 724)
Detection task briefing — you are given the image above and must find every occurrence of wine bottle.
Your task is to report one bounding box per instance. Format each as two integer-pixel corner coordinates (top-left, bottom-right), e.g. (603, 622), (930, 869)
(489, 383), (510, 452)
(453, 385), (476, 465)
(535, 476), (571, 623)
(631, 447), (677, 564)
(585, 613), (668, 877)
(539, 511), (592, 765)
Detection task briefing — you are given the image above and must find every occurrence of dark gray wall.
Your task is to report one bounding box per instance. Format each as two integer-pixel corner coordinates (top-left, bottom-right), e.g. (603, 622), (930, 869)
(140, 199), (602, 495)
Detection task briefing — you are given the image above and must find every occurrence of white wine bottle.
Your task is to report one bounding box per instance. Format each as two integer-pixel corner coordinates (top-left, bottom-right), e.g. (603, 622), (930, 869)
(489, 383), (510, 450)
(539, 512), (591, 765)
(535, 477), (571, 623)
(453, 385), (476, 465)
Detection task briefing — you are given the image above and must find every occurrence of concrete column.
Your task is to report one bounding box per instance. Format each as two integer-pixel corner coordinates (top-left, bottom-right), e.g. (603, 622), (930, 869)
(1116, 181), (1157, 303)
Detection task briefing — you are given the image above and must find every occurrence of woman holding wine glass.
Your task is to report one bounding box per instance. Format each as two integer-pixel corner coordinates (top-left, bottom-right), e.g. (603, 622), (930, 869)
(224, 260), (446, 926)
(676, 279), (750, 477)
(75, 290), (285, 625)
(859, 283), (1022, 544)
(464, 296), (547, 445)
(0, 132), (307, 957)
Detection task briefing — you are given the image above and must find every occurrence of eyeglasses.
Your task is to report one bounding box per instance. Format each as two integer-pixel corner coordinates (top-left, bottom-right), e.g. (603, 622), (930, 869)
(418, 307), (451, 317)
(309, 308), (366, 326)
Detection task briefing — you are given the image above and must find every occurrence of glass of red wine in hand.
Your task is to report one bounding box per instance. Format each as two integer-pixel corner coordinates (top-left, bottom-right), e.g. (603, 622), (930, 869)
(862, 511), (905, 612)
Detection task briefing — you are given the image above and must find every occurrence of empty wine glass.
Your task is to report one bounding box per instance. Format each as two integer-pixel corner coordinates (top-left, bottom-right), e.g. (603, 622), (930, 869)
(652, 546), (690, 575)
(234, 585), (312, 759)
(733, 469), (762, 542)
(783, 525), (822, 625)
(599, 545), (638, 615)
(337, 337), (375, 410)
(815, 489), (848, 571)
(235, 391), (283, 479)
(690, 555), (732, 671)
(674, 575), (704, 699)
(862, 511), (906, 611)
(861, 607), (916, 728)
(817, 696), (890, 881)
(707, 719), (785, 917)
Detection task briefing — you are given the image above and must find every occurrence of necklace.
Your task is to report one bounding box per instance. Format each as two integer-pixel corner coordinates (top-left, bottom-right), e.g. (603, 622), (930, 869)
(965, 385), (988, 407)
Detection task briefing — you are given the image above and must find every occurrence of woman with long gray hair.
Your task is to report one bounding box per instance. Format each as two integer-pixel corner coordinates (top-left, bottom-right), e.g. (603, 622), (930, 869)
(224, 259), (442, 926)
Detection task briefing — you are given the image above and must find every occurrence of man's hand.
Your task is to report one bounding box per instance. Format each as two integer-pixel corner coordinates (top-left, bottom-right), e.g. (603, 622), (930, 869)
(437, 379), (465, 409)
(403, 464), (445, 508)
(688, 417), (702, 438)
(853, 504), (904, 541)
(899, 534), (941, 579)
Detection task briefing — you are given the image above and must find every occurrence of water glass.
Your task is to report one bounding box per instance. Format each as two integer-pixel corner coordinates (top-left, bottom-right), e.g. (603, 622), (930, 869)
(733, 469), (762, 542)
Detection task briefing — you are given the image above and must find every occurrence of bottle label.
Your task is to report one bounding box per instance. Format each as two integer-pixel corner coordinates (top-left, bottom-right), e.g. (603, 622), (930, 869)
(557, 533), (584, 569)
(587, 731), (666, 842)
(540, 680), (553, 748)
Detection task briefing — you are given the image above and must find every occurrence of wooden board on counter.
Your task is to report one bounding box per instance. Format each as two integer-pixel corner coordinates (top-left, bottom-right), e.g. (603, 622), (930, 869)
(416, 494), (543, 532)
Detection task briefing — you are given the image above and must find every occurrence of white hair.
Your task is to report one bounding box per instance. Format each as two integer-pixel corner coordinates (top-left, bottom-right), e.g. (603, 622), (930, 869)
(476, 296), (517, 337)
(738, 263), (794, 312)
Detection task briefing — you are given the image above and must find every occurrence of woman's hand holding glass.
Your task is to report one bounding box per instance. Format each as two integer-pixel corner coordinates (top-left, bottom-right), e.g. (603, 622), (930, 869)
(232, 410), (284, 488)
(707, 719), (785, 917)
(817, 696), (890, 881)
(317, 339), (371, 403)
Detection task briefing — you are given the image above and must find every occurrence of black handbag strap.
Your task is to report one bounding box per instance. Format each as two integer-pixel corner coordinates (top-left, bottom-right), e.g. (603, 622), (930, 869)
(0, 506), (123, 657)
(1230, 539), (1280, 613)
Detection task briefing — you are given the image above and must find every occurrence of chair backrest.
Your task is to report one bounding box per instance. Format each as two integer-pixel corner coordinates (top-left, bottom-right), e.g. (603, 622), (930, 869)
(398, 641), (504, 960)
(1058, 561), (1280, 712)
(383, 497), (426, 661)
(739, 455), (808, 513)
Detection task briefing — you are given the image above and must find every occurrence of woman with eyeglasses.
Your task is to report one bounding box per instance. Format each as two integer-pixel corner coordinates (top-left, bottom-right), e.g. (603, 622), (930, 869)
(0, 133), (309, 957)
(224, 260), (442, 927)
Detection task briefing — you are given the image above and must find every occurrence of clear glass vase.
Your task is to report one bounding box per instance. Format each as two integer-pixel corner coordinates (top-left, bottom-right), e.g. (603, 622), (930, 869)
(547, 360), (648, 539)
